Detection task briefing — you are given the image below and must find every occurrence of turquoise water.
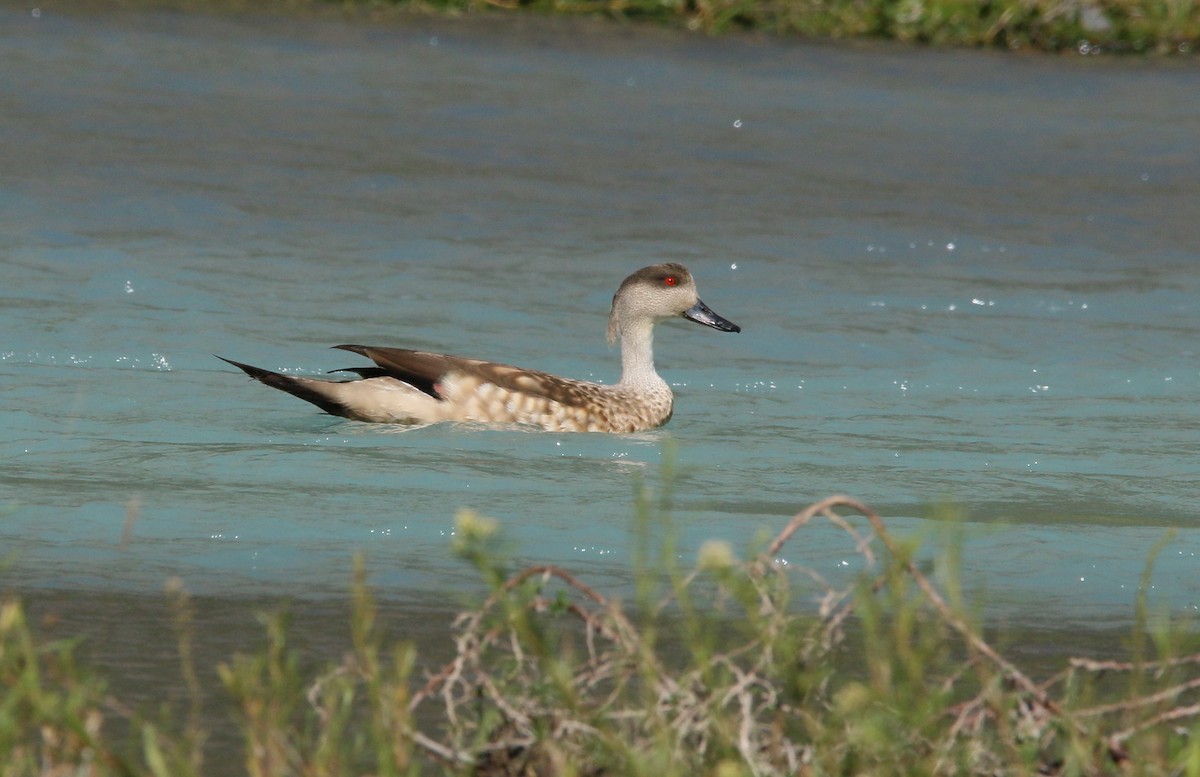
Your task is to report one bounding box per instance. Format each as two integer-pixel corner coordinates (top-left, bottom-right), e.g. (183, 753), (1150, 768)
(3, 5), (1199, 643)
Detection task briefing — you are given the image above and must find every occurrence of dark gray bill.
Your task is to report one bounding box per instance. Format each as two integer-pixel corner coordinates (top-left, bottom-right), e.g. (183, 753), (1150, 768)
(683, 299), (741, 333)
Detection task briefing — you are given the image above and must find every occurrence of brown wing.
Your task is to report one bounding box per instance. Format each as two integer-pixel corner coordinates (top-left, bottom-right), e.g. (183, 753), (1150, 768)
(333, 344), (608, 410)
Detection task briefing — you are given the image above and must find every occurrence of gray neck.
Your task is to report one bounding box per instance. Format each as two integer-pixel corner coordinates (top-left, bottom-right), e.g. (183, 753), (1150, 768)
(616, 318), (667, 390)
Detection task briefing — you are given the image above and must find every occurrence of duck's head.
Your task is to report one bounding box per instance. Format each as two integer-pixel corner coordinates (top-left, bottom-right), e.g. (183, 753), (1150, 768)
(607, 263), (741, 344)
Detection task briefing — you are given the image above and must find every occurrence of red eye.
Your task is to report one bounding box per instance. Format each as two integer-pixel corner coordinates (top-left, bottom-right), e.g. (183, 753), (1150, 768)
(663, 276), (678, 286)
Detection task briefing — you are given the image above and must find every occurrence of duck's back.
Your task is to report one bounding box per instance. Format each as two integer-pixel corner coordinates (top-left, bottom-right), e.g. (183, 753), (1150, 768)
(341, 345), (674, 432)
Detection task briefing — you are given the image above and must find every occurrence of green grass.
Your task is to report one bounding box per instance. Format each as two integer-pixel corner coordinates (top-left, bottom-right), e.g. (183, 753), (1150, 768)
(332, 0), (1200, 53)
(3, 491), (1200, 775)
(114, 0), (1198, 53)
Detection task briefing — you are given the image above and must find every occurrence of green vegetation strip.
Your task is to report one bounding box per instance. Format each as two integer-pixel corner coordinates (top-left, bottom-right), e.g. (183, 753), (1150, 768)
(362, 0), (1198, 53)
(4, 494), (1200, 775)
(45, 0), (1200, 53)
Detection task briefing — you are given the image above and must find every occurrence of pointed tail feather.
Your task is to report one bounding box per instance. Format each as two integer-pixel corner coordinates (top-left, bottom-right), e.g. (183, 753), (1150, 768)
(215, 355), (355, 419)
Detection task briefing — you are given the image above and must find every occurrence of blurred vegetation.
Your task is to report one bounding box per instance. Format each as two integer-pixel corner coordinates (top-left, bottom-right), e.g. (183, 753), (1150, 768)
(3, 492), (1200, 775)
(51, 0), (1200, 52)
(339, 0), (1200, 53)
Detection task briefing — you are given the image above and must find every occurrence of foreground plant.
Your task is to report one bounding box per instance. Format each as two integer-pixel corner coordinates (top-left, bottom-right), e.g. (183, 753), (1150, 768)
(411, 496), (1200, 775)
(218, 558), (420, 777)
(3, 495), (1200, 775)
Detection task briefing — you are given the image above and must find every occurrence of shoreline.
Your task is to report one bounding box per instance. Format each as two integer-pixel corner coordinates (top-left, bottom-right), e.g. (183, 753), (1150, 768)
(17, 0), (1200, 54)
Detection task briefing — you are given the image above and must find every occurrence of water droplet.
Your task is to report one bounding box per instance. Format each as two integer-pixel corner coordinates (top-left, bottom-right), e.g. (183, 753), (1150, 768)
(429, 36), (439, 46)
(729, 262), (737, 270)
(732, 119), (742, 129)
